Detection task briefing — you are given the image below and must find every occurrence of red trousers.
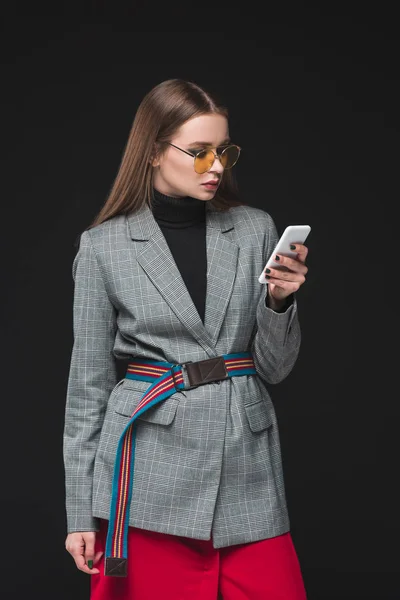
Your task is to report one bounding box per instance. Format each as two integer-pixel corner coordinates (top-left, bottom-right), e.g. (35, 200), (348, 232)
(91, 518), (307, 599)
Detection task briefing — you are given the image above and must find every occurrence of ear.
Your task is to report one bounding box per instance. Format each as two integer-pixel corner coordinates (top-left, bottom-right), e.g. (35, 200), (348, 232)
(150, 143), (161, 167)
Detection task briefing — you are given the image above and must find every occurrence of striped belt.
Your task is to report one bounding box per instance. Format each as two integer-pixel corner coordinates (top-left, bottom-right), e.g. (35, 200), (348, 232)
(104, 351), (256, 577)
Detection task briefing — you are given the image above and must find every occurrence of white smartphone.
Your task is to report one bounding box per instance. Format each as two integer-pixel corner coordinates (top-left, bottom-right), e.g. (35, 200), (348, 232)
(258, 225), (311, 283)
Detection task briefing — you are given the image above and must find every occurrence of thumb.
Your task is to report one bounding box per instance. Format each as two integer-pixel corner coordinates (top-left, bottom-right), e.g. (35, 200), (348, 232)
(82, 533), (96, 568)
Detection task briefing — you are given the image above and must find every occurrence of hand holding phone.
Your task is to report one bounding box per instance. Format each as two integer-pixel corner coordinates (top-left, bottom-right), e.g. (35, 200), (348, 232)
(258, 225), (311, 284)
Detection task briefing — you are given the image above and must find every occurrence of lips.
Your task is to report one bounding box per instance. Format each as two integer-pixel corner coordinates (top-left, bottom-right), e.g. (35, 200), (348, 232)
(202, 181), (219, 185)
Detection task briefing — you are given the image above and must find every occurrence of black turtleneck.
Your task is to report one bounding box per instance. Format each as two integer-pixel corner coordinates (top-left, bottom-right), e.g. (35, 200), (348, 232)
(149, 187), (290, 318)
(151, 187), (207, 323)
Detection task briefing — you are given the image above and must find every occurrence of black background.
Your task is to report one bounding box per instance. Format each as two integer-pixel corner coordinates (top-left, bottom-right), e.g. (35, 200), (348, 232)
(1, 4), (397, 599)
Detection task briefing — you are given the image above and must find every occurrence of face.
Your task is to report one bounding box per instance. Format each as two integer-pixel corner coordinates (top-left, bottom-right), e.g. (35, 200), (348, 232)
(152, 113), (230, 200)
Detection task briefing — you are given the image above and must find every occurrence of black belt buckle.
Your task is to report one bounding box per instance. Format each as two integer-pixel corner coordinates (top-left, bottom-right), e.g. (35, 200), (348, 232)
(183, 356), (228, 390)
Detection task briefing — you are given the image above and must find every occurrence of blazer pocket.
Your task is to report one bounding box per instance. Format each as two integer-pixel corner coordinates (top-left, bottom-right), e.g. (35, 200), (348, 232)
(244, 399), (273, 432)
(114, 379), (179, 426)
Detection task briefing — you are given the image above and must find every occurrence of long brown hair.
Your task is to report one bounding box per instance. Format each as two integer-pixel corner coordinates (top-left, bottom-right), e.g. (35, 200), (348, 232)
(88, 78), (246, 229)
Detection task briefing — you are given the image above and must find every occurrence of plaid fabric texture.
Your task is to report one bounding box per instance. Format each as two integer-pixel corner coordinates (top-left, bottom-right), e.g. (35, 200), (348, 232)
(63, 200), (301, 548)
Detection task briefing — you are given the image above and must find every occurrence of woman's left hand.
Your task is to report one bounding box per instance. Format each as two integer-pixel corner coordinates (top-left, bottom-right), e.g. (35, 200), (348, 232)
(265, 244), (309, 303)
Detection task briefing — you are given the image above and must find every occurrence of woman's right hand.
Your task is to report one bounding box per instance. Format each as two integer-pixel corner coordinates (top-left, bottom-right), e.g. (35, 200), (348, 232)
(65, 531), (104, 575)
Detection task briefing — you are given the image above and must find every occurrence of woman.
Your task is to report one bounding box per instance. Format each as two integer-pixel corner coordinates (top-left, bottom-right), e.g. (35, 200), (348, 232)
(64, 78), (309, 599)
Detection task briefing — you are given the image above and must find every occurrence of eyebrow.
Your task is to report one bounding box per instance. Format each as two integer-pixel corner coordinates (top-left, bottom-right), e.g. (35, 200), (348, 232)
(187, 138), (231, 146)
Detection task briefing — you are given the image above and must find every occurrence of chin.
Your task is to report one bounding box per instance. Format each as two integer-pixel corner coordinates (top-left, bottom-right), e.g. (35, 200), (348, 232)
(196, 188), (217, 200)
(186, 192), (205, 201)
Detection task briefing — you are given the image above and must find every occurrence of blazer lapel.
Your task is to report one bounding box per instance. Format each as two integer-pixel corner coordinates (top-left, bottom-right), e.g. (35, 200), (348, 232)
(126, 201), (239, 355)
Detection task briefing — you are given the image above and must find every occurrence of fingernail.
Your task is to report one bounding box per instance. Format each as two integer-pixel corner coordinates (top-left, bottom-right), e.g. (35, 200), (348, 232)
(274, 255), (280, 261)
(88, 560), (93, 569)
(265, 268), (271, 273)
(290, 244), (296, 250)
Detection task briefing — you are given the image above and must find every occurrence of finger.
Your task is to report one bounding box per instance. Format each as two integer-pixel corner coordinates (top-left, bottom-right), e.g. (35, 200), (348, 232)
(83, 532), (96, 564)
(289, 243), (308, 262)
(66, 532), (100, 575)
(265, 277), (302, 293)
(89, 550), (104, 574)
(271, 254), (308, 273)
(82, 532), (100, 574)
(67, 541), (99, 575)
(74, 552), (100, 575)
(265, 269), (306, 284)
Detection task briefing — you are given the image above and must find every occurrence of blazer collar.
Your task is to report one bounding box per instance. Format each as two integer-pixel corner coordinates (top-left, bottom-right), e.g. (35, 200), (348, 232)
(126, 199), (234, 239)
(125, 201), (239, 356)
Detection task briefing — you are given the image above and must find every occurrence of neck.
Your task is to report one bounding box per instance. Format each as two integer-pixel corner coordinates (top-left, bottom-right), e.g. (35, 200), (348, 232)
(151, 187), (206, 226)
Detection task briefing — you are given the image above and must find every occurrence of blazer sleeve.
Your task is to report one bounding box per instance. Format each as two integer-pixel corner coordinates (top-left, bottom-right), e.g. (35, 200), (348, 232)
(251, 213), (301, 385)
(63, 229), (118, 533)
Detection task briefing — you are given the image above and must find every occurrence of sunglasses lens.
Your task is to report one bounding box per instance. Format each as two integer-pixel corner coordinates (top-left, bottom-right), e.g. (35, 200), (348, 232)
(194, 146), (241, 173)
(220, 145), (240, 169)
(194, 149), (215, 174)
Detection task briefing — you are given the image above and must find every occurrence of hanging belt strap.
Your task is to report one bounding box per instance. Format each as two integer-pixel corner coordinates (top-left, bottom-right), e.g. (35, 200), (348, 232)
(104, 351), (256, 577)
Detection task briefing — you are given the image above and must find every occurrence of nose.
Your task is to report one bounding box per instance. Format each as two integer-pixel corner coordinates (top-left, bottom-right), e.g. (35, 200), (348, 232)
(209, 153), (225, 175)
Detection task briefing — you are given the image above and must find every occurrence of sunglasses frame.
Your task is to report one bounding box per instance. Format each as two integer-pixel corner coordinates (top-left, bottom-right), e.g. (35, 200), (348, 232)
(167, 142), (241, 173)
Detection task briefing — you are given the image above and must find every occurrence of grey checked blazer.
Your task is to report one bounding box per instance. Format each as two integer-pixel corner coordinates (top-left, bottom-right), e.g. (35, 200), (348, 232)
(63, 199), (301, 548)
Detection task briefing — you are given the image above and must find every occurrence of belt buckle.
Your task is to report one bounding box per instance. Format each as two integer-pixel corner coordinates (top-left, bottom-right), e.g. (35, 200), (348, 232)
(171, 361), (193, 390)
(184, 356), (228, 390)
